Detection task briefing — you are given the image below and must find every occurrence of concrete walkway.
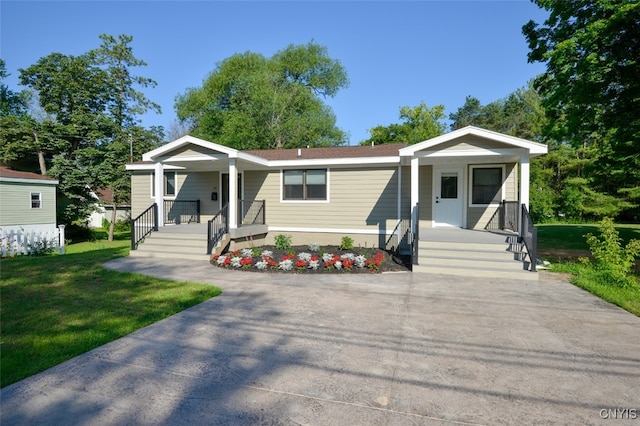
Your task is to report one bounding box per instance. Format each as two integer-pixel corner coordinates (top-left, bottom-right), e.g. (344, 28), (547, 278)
(2, 258), (639, 425)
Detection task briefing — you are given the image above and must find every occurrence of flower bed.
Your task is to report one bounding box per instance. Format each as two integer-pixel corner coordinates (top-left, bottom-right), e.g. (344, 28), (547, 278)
(210, 245), (410, 273)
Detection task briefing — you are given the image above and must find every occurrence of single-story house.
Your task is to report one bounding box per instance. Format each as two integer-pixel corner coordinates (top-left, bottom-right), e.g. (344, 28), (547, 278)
(127, 126), (547, 262)
(0, 166), (59, 234)
(0, 166), (65, 256)
(88, 187), (131, 228)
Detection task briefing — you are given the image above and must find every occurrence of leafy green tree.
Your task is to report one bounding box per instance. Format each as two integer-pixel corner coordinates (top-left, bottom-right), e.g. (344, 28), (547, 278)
(175, 42), (349, 149)
(13, 35), (162, 237)
(523, 0), (640, 219)
(360, 102), (446, 145)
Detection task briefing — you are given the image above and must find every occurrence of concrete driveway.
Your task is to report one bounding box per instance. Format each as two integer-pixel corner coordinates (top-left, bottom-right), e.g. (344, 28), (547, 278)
(2, 258), (639, 425)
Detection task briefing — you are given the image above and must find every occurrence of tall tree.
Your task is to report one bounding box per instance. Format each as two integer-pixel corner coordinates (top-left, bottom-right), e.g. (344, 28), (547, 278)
(175, 42), (349, 149)
(360, 102), (446, 145)
(523, 0), (640, 219)
(13, 35), (162, 236)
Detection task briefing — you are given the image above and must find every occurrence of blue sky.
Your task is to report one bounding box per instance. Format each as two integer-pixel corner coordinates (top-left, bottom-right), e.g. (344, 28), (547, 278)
(1, 1), (549, 145)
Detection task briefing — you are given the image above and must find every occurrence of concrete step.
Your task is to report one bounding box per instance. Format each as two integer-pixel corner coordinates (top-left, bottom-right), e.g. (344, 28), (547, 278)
(413, 264), (538, 280)
(129, 249), (210, 261)
(418, 256), (525, 271)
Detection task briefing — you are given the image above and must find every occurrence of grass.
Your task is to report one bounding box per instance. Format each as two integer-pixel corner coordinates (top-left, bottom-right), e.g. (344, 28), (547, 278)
(537, 223), (640, 316)
(0, 236), (221, 388)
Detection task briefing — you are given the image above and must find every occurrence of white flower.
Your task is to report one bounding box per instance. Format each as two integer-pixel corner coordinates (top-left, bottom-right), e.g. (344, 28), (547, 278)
(230, 256), (242, 268)
(341, 253), (355, 261)
(322, 253), (334, 262)
(308, 259), (320, 270)
(308, 242), (320, 252)
(261, 250), (273, 258)
(255, 259), (269, 270)
(279, 259), (293, 271)
(241, 248), (254, 258)
(216, 255), (228, 266)
(354, 255), (367, 268)
(298, 252), (312, 262)
(334, 261), (343, 270)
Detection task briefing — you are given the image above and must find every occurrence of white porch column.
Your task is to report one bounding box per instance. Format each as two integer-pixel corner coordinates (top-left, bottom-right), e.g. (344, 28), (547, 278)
(520, 151), (530, 209)
(154, 162), (164, 226)
(410, 157), (419, 228)
(396, 165), (402, 221)
(228, 158), (238, 229)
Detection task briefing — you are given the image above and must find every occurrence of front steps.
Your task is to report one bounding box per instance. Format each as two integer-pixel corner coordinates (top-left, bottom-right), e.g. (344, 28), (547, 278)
(129, 230), (211, 261)
(413, 235), (538, 280)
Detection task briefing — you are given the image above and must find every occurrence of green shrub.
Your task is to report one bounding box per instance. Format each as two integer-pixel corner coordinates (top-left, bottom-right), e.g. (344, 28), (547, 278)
(340, 236), (354, 250)
(585, 217), (640, 286)
(274, 234), (292, 250)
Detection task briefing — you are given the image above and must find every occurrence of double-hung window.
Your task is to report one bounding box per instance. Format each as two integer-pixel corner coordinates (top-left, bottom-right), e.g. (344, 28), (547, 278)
(283, 169), (327, 201)
(471, 166), (503, 205)
(30, 192), (42, 209)
(151, 171), (177, 197)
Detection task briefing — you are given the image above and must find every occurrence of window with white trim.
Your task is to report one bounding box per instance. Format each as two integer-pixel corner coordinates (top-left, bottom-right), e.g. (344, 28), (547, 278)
(471, 166), (503, 205)
(283, 169), (327, 200)
(30, 192), (42, 209)
(151, 171), (177, 197)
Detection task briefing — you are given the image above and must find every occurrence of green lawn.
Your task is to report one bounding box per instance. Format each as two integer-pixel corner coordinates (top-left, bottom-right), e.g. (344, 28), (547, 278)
(0, 238), (221, 388)
(537, 223), (640, 316)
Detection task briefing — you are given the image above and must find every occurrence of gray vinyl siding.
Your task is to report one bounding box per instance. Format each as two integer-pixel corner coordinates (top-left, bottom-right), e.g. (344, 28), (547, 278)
(400, 165), (411, 218)
(131, 172), (153, 218)
(174, 172), (219, 220)
(245, 167), (400, 232)
(418, 165), (433, 224)
(131, 171), (219, 220)
(0, 181), (56, 226)
(466, 163), (517, 229)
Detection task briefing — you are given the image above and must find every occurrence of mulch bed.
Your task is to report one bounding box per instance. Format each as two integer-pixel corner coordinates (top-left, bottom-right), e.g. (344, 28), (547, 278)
(210, 245), (411, 273)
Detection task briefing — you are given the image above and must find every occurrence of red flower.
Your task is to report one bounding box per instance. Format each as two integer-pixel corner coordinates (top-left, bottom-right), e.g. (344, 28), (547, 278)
(310, 256), (319, 262)
(295, 259), (307, 269)
(342, 259), (353, 270)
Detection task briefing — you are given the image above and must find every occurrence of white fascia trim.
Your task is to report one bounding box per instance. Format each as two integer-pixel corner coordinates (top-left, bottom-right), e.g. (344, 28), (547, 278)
(399, 126), (548, 156)
(126, 164), (184, 171)
(235, 151), (270, 166)
(268, 226), (394, 235)
(157, 154), (224, 162)
(418, 148), (520, 158)
(269, 156), (399, 168)
(142, 135), (239, 161)
(0, 177), (58, 185)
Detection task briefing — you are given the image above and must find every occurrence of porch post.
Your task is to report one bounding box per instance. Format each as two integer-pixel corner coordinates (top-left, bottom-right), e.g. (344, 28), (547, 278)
(154, 162), (164, 226)
(228, 158), (238, 230)
(520, 151), (530, 209)
(410, 157), (419, 228)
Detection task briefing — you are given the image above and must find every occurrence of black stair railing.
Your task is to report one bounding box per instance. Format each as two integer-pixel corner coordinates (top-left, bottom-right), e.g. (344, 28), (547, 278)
(130, 203), (158, 250)
(520, 204), (538, 272)
(164, 200), (200, 224)
(485, 200), (519, 232)
(207, 204), (229, 255)
(412, 203), (419, 265)
(239, 199), (266, 225)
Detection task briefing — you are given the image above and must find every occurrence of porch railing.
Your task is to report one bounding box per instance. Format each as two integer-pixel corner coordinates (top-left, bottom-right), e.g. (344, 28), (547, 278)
(386, 218), (412, 253)
(412, 203), (419, 265)
(207, 204), (229, 255)
(485, 200), (519, 232)
(164, 200), (200, 225)
(239, 199), (266, 225)
(131, 203), (158, 250)
(521, 204), (538, 272)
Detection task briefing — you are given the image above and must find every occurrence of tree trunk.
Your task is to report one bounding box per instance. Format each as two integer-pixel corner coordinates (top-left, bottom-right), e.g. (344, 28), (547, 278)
(108, 205), (117, 242)
(33, 131), (47, 175)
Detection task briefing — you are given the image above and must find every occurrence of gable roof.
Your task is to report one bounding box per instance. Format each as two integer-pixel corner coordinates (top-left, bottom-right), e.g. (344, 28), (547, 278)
(399, 126), (548, 156)
(246, 143), (406, 161)
(0, 166), (59, 184)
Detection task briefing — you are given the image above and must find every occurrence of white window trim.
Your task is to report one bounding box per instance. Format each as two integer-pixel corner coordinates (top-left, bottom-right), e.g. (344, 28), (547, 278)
(468, 164), (506, 208)
(280, 168), (330, 204)
(30, 192), (42, 209)
(150, 171), (178, 199)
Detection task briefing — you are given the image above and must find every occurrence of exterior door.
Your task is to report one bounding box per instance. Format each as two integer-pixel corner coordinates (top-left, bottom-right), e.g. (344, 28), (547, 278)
(434, 168), (463, 227)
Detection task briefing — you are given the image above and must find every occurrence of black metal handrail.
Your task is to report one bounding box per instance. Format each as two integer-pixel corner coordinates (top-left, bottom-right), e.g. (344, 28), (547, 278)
(521, 204), (538, 272)
(207, 204), (229, 255)
(485, 200), (519, 232)
(164, 200), (200, 225)
(385, 218), (411, 253)
(412, 203), (419, 265)
(239, 199), (266, 225)
(130, 203), (158, 250)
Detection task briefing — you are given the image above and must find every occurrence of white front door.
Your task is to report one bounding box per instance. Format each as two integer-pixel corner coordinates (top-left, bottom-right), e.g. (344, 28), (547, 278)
(434, 168), (464, 227)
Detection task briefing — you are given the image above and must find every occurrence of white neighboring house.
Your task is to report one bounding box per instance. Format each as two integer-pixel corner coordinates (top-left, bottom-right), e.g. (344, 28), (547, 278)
(0, 166), (65, 255)
(88, 187), (131, 228)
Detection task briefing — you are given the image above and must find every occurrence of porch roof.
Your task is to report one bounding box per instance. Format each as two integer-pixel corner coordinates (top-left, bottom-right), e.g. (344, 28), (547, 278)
(398, 126), (548, 157)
